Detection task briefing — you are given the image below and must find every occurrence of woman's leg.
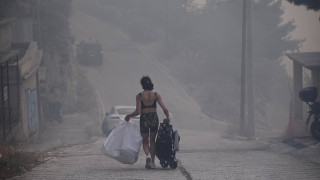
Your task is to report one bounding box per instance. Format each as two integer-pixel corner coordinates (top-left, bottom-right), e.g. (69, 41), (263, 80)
(149, 132), (157, 162)
(141, 133), (150, 156)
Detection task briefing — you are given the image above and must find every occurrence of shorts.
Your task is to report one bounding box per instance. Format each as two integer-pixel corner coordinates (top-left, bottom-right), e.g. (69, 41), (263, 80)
(140, 112), (159, 134)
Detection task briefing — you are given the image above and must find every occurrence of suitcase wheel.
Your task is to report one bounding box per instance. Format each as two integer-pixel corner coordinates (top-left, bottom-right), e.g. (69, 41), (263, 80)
(160, 160), (169, 168)
(169, 161), (178, 169)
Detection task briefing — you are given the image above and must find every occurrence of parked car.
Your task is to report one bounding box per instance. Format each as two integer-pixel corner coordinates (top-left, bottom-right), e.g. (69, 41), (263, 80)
(102, 106), (140, 135)
(77, 40), (103, 65)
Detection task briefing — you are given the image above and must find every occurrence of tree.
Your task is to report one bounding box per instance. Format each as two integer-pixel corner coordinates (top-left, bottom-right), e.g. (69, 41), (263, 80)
(166, 0), (301, 130)
(38, 0), (72, 50)
(0, 0), (35, 18)
(287, 0), (320, 11)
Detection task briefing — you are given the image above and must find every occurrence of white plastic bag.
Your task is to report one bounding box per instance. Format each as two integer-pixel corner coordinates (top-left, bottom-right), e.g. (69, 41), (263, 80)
(102, 121), (142, 165)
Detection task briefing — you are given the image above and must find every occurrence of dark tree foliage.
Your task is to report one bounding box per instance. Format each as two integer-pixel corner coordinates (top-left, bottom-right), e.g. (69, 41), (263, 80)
(287, 0), (320, 11)
(38, 0), (72, 51)
(0, 0), (36, 18)
(253, 0), (302, 60)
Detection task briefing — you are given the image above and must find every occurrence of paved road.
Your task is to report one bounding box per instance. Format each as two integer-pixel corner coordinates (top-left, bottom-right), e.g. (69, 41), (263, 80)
(70, 4), (226, 133)
(12, 2), (320, 179)
(12, 130), (320, 180)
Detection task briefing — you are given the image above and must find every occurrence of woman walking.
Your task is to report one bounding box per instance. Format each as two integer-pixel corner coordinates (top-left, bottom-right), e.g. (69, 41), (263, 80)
(125, 76), (170, 169)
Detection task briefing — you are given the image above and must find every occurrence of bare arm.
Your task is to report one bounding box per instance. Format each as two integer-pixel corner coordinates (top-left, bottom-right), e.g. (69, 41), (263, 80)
(156, 93), (169, 119)
(125, 94), (141, 121)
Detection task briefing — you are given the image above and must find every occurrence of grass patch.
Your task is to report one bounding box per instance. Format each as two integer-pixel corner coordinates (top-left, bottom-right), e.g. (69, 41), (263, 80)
(0, 144), (47, 179)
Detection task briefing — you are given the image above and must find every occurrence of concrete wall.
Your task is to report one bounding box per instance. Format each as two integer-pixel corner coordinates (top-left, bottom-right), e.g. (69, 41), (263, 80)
(19, 42), (43, 79)
(311, 70), (320, 101)
(18, 41), (43, 142)
(293, 62), (303, 122)
(19, 72), (38, 141)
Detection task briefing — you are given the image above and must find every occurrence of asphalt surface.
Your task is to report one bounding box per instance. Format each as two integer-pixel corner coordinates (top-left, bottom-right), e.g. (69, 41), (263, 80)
(69, 3), (225, 133)
(11, 1), (320, 179)
(13, 126), (320, 180)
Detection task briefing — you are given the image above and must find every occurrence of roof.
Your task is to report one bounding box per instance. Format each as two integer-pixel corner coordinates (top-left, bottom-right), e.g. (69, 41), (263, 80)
(286, 52), (320, 70)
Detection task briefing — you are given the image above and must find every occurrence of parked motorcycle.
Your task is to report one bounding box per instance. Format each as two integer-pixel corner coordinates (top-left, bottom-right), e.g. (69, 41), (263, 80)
(299, 87), (320, 140)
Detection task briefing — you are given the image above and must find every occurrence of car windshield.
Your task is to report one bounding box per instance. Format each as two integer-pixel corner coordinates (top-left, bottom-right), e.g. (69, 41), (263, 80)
(117, 107), (135, 115)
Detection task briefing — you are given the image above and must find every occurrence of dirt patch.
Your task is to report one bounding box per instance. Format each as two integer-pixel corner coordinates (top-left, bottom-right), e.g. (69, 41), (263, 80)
(0, 145), (48, 179)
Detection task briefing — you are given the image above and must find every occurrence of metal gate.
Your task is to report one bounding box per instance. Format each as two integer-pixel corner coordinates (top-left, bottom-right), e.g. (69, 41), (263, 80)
(0, 57), (20, 140)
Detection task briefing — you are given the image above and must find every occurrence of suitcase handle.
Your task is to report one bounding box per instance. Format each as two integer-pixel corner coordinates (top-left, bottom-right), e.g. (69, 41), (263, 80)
(163, 118), (170, 124)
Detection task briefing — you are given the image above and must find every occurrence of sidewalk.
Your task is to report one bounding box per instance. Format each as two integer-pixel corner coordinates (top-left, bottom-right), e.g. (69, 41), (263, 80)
(23, 111), (101, 153)
(268, 136), (320, 164)
(22, 66), (103, 153)
(220, 128), (320, 165)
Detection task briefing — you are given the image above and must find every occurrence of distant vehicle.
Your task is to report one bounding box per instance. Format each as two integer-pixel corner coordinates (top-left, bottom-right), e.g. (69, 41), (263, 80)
(77, 40), (103, 65)
(102, 106), (140, 135)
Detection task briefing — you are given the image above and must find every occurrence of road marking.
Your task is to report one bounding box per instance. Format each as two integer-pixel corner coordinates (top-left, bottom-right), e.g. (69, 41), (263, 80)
(178, 160), (193, 180)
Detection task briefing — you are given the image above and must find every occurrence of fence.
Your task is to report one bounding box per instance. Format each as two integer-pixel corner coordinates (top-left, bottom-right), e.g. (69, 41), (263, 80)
(0, 56), (20, 141)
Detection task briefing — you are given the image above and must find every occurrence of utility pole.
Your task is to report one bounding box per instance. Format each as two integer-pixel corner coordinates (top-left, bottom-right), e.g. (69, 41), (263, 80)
(240, 0), (255, 138)
(37, 0), (41, 48)
(165, 0), (169, 59)
(240, 0), (247, 136)
(246, 0), (255, 138)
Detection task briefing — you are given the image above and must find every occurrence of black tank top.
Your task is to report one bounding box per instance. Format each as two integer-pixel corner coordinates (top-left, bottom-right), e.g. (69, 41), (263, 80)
(139, 92), (157, 109)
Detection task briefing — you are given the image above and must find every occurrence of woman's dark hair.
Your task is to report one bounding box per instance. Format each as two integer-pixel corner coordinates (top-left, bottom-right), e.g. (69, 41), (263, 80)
(140, 76), (154, 90)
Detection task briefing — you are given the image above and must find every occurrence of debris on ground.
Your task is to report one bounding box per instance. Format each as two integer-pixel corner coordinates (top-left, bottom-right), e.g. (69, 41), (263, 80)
(0, 144), (48, 179)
